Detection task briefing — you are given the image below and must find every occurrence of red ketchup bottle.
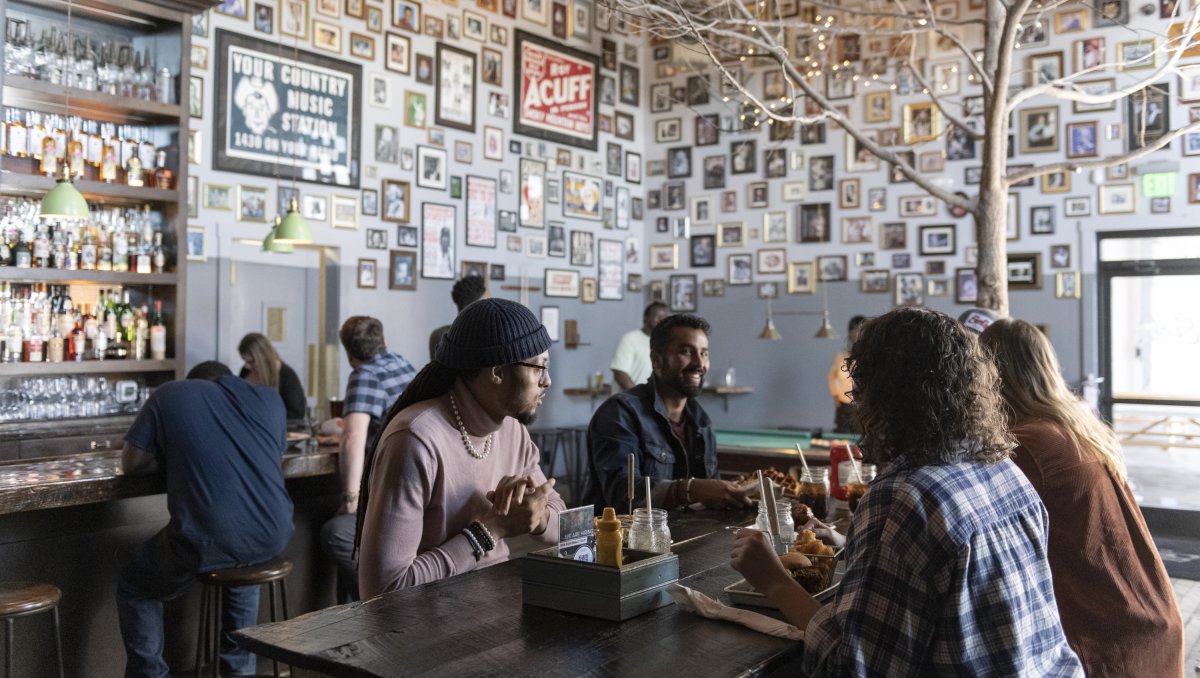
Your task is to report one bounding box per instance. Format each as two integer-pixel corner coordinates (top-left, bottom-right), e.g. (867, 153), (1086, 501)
(829, 443), (863, 501)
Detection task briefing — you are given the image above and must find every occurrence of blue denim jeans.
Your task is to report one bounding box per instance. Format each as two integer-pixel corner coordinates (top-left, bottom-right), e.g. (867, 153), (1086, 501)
(320, 512), (360, 604)
(116, 529), (260, 678)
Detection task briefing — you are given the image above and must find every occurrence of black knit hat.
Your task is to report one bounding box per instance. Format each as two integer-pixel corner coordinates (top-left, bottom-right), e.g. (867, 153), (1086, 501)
(435, 298), (551, 370)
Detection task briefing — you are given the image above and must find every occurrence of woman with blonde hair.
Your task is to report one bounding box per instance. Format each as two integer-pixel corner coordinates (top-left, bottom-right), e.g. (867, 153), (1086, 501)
(238, 333), (307, 420)
(981, 318), (1183, 677)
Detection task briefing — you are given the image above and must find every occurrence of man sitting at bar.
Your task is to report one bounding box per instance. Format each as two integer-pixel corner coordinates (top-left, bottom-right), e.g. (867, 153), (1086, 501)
(118, 361), (294, 678)
(730, 308), (1083, 675)
(585, 313), (753, 513)
(355, 298), (565, 597)
(321, 315), (417, 603)
(609, 301), (667, 390)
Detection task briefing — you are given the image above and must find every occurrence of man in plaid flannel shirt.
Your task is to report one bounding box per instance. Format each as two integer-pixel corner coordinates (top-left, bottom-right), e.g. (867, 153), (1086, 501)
(731, 308), (1083, 676)
(321, 315), (416, 602)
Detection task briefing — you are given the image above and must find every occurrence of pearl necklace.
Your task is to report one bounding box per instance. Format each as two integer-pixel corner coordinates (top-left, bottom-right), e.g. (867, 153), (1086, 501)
(448, 393), (493, 460)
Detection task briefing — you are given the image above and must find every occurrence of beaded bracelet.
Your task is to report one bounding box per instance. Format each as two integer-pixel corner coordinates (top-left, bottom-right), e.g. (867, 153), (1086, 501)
(471, 521), (497, 551)
(461, 526), (484, 561)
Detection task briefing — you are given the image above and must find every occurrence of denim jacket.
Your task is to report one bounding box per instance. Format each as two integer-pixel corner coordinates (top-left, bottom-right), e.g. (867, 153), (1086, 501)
(583, 377), (717, 512)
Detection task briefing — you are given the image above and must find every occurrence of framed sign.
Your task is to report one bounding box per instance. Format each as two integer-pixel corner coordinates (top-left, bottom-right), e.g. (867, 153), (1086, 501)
(598, 238), (624, 301)
(562, 171), (602, 221)
(436, 42), (477, 132)
(421, 202), (457, 279)
(214, 30), (361, 187)
(513, 29), (600, 150)
(544, 268), (581, 298)
(389, 249), (417, 290)
(465, 175), (498, 247)
(519, 157), (546, 228)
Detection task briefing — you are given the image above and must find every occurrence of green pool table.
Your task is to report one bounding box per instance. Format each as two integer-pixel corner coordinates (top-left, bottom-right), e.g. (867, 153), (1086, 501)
(715, 428), (860, 477)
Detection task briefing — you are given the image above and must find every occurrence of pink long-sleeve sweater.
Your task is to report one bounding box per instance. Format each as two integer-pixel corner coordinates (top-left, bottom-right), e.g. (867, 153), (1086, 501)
(358, 379), (564, 598)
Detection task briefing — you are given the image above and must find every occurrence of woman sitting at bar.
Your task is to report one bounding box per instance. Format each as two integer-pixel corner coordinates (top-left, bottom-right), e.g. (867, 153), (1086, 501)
(239, 332), (307, 420)
(731, 308), (1082, 675)
(980, 319), (1184, 676)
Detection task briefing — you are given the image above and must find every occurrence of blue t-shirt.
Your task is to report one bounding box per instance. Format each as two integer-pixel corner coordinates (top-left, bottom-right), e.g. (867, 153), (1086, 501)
(125, 375), (294, 571)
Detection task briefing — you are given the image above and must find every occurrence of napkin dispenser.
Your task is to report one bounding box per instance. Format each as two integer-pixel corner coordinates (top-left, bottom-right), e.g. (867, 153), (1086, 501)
(522, 547), (679, 621)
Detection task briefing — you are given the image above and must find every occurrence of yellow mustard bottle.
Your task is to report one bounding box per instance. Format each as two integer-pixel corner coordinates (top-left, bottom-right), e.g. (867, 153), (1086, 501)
(594, 507), (624, 567)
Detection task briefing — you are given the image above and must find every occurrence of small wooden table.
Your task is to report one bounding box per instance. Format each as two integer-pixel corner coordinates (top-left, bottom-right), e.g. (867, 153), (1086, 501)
(234, 510), (808, 677)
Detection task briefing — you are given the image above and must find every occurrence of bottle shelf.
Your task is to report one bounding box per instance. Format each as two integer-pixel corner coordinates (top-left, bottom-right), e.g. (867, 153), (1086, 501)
(0, 359), (174, 377)
(3, 77), (183, 124)
(0, 172), (178, 204)
(0, 269), (177, 285)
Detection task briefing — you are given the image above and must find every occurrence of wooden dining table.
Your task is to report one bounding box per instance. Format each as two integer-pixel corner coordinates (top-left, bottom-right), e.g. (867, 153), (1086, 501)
(234, 510), (810, 677)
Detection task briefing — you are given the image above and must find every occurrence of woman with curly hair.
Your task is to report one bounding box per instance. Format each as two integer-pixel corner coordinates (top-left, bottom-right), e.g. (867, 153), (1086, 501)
(981, 319), (1183, 677)
(238, 333), (307, 420)
(731, 308), (1082, 676)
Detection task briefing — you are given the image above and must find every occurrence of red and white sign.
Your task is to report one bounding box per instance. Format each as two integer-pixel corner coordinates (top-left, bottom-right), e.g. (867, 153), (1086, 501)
(516, 31), (597, 149)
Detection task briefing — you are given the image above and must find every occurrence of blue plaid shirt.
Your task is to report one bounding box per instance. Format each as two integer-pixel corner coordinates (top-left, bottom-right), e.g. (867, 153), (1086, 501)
(345, 351), (416, 447)
(804, 457), (1083, 677)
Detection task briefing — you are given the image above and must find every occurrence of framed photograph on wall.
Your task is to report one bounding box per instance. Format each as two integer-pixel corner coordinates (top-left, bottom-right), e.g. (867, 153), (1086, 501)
(598, 238), (624, 300)
(562, 171), (603, 221)
(669, 274), (697, 312)
(514, 30), (599, 150)
(332, 194), (359, 229)
(357, 258), (378, 289)
(728, 253), (753, 285)
(787, 261), (815, 294)
(389, 250), (417, 290)
(544, 268), (581, 297)
(1006, 252), (1042, 290)
(519, 157), (546, 228)
(421, 202), (457, 279)
(956, 267), (978, 303)
(186, 226), (207, 261)
(1055, 271), (1081, 299)
(649, 243), (679, 270)
(465, 175), (498, 247)
(381, 179), (411, 222)
(541, 306), (560, 341)
(894, 273), (924, 306)
(918, 224), (956, 255)
(436, 42), (476, 132)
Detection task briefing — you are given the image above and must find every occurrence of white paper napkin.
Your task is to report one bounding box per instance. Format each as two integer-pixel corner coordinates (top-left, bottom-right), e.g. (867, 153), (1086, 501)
(667, 583), (805, 640)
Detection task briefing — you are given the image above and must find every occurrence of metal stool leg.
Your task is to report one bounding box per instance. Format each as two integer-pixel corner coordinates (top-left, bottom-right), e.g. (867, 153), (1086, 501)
(194, 584), (207, 677)
(267, 582), (281, 678)
(211, 589), (223, 678)
(51, 607), (63, 678)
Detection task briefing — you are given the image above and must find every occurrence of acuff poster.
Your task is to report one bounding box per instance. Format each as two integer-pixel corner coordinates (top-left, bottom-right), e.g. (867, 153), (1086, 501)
(514, 30), (599, 150)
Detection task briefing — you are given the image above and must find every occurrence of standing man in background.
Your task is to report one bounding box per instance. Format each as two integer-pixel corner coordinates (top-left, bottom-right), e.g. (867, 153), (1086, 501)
(609, 302), (667, 390)
(429, 276), (490, 361)
(321, 316), (416, 603)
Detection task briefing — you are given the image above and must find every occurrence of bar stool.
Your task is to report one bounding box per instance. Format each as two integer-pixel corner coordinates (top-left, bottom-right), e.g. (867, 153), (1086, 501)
(527, 427), (561, 479)
(0, 581), (63, 678)
(194, 557), (292, 678)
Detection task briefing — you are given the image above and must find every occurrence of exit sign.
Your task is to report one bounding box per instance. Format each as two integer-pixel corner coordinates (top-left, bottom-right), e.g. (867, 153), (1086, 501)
(1142, 172), (1176, 198)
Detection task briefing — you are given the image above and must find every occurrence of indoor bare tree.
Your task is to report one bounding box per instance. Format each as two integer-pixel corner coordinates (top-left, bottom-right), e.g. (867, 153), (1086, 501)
(612, 0), (1200, 315)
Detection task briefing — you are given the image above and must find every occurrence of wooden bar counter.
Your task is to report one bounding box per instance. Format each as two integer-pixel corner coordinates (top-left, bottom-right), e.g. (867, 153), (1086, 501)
(235, 510), (809, 678)
(0, 439), (342, 674)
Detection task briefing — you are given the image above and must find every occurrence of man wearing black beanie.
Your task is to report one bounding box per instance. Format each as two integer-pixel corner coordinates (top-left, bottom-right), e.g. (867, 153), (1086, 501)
(355, 298), (565, 597)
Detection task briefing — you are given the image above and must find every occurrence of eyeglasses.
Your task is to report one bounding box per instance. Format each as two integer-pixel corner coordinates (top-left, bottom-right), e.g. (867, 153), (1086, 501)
(512, 361), (550, 383)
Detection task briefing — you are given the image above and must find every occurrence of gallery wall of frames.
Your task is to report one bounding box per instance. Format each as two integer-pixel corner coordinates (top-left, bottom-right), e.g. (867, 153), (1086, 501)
(185, 0), (650, 374)
(638, 1), (1200, 318)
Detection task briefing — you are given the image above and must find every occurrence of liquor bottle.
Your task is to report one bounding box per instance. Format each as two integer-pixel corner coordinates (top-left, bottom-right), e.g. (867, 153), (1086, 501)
(86, 120), (103, 167)
(155, 66), (172, 104)
(68, 117), (86, 178)
(4, 300), (22, 363)
(100, 130), (119, 183)
(97, 227), (112, 270)
(47, 325), (64, 363)
(151, 231), (165, 273)
(79, 226), (97, 270)
(13, 231), (31, 268)
(7, 109), (27, 158)
(27, 111), (46, 160)
(153, 150), (173, 190)
(69, 315), (85, 361)
(63, 233), (79, 270)
(111, 211), (129, 272)
(32, 222), (50, 268)
(118, 289), (134, 342)
(50, 115), (67, 161)
(149, 299), (166, 360)
(138, 133), (155, 175)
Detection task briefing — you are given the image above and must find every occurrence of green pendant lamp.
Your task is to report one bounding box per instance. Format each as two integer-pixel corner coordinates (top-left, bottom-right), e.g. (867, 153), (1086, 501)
(262, 216), (295, 253)
(40, 164), (89, 220)
(273, 197), (312, 244)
